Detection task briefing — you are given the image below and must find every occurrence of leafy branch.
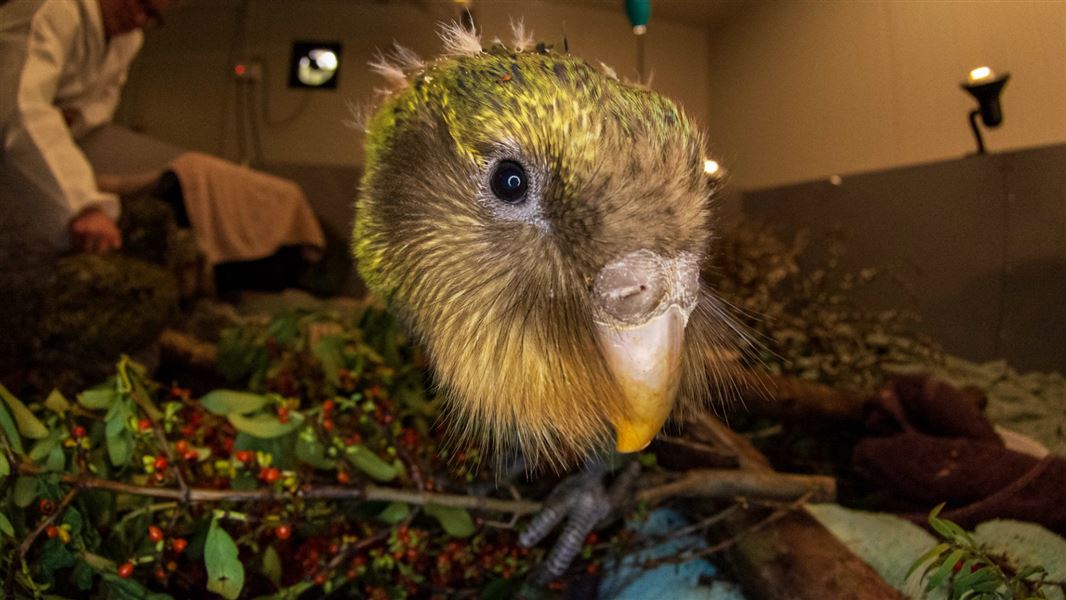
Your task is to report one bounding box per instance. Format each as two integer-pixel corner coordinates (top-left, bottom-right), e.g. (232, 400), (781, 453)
(908, 503), (1063, 600)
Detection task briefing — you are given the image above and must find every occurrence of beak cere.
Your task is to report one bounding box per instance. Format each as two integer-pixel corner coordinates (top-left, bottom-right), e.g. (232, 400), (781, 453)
(592, 250), (700, 453)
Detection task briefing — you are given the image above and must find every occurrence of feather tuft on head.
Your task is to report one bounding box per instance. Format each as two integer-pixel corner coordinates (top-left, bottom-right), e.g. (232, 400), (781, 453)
(599, 61), (618, 81)
(510, 18), (534, 52)
(438, 21), (482, 57)
(368, 50), (409, 91)
(342, 99), (377, 133)
(368, 43), (424, 92)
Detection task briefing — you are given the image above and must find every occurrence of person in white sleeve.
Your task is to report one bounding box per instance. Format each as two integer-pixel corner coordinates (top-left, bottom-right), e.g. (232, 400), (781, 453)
(0, 0), (174, 256)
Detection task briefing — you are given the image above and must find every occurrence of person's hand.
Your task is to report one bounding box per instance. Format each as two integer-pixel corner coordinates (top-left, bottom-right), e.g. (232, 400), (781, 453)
(69, 208), (122, 254)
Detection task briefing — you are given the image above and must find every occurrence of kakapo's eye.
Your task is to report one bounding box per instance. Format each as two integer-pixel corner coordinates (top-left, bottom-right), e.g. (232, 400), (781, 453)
(489, 160), (529, 204)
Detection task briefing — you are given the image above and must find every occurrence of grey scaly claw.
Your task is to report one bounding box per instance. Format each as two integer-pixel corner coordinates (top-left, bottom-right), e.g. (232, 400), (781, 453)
(519, 461), (642, 584)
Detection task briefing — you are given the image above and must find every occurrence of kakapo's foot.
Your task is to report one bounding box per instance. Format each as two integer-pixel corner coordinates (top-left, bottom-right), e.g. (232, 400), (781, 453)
(519, 460), (642, 585)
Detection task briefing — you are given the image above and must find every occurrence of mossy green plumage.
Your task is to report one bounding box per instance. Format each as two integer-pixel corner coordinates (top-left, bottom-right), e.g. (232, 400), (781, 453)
(354, 26), (739, 470)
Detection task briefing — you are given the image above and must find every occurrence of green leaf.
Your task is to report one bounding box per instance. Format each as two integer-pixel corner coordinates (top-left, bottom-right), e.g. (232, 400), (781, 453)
(424, 504), (475, 538)
(927, 548), (966, 592)
(46, 445), (65, 472)
(105, 408), (133, 467)
(930, 515), (974, 545)
(62, 506), (83, 537)
(262, 545), (282, 586)
(251, 582), (313, 600)
(29, 434), (59, 462)
(0, 512), (14, 537)
(38, 537), (76, 580)
(82, 551), (117, 572)
(72, 561), (95, 591)
(14, 475), (38, 507)
(0, 394), (23, 454)
(294, 433), (335, 469)
(377, 502), (410, 524)
(205, 519), (245, 600)
(479, 577), (522, 600)
(201, 390), (269, 416)
(312, 336), (345, 387)
(0, 383), (48, 439)
(907, 542), (950, 579)
(0, 452), (8, 479)
(79, 386), (117, 410)
(44, 390), (71, 416)
(344, 445), (397, 482)
(228, 412), (303, 439)
(102, 573), (153, 600)
(953, 565), (1001, 598)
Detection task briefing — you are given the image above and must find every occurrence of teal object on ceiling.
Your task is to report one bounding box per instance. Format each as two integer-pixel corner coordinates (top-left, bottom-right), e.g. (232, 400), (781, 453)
(625, 0), (651, 29)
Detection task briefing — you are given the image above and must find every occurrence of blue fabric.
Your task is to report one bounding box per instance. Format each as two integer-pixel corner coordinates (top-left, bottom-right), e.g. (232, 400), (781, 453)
(599, 509), (746, 600)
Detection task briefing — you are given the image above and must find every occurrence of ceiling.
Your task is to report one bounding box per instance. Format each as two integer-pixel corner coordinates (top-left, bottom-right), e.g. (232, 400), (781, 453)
(553, 0), (751, 30)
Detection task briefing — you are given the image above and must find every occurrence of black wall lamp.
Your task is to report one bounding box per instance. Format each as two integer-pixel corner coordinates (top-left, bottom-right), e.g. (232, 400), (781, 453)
(960, 66), (1009, 155)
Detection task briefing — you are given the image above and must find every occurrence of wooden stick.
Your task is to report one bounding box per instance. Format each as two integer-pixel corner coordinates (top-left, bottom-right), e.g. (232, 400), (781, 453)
(685, 413), (906, 600)
(638, 469), (836, 505)
(718, 368), (867, 422)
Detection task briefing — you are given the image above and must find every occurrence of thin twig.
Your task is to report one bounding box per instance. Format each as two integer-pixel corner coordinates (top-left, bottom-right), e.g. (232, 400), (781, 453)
(16, 487), (80, 560)
(639, 491), (814, 569)
(16, 462), (542, 515)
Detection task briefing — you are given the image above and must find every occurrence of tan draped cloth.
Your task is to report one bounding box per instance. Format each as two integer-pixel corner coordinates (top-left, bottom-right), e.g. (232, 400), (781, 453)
(169, 152), (325, 266)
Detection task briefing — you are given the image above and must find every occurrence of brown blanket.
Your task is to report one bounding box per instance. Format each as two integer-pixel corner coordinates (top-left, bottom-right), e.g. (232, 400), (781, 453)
(170, 152), (325, 266)
(854, 375), (1066, 535)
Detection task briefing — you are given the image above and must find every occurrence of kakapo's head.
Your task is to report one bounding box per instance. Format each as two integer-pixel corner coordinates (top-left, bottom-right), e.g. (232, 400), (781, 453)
(354, 23), (742, 470)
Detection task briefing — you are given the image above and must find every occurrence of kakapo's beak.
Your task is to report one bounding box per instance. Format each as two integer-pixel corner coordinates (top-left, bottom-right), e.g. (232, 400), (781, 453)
(593, 251), (700, 453)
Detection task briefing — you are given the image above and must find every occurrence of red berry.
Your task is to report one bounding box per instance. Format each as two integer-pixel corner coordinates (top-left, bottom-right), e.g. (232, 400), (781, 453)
(117, 562), (135, 578)
(148, 525), (164, 543)
(323, 399), (335, 413)
(314, 573), (328, 586)
(953, 559), (964, 573)
(171, 537), (188, 554)
(46, 525), (59, 538)
(138, 419), (152, 432)
(235, 450), (255, 464)
(275, 524), (292, 540)
(175, 440), (189, 454)
(153, 456), (168, 471)
(183, 449), (199, 462)
(154, 566), (166, 581)
(71, 425), (87, 439)
(336, 470), (350, 485)
(153, 471), (166, 484)
(260, 467), (281, 483)
(38, 499), (56, 515)
(322, 418), (334, 432)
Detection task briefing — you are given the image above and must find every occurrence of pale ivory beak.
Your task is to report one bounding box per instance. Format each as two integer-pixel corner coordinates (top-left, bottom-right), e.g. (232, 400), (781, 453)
(596, 305), (687, 453)
(593, 250), (699, 453)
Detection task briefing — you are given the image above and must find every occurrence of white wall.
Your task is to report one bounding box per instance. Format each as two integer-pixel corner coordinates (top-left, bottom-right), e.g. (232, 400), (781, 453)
(116, 0), (710, 168)
(705, 0), (1066, 190)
